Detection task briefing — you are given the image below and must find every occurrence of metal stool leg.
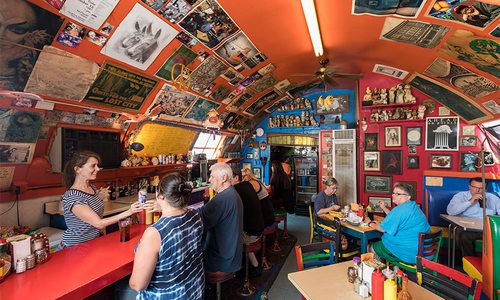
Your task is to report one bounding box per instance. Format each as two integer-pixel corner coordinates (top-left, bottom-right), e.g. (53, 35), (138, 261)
(272, 223), (281, 252)
(261, 234), (272, 270)
(239, 245), (256, 296)
(447, 224), (452, 267)
(282, 215), (289, 238)
(216, 282), (221, 300)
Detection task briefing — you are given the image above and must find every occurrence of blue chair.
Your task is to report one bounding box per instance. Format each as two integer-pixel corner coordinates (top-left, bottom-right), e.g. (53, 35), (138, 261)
(295, 241), (335, 271)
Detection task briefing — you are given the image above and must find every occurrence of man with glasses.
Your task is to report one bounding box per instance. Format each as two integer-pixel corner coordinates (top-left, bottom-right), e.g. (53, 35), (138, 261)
(364, 182), (430, 264)
(314, 177), (341, 216)
(446, 177), (500, 256)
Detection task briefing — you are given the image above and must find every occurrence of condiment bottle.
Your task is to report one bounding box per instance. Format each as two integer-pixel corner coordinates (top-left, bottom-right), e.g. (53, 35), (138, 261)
(384, 275), (397, 300)
(359, 282), (370, 298)
(397, 276), (412, 300)
(396, 269), (404, 292)
(372, 268), (385, 300)
(353, 256), (362, 293)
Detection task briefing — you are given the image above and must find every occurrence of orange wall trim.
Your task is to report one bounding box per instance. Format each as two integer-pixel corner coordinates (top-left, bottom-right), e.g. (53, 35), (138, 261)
(423, 170), (500, 180)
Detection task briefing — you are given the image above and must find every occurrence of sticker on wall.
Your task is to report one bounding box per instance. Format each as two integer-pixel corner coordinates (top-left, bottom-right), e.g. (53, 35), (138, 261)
(249, 74), (278, 93)
(425, 116), (460, 151)
(101, 3), (179, 70)
(184, 98), (220, 122)
(189, 56), (228, 92)
(352, 0), (426, 17)
(243, 91), (280, 116)
(482, 100), (500, 114)
(372, 64), (409, 80)
(24, 46), (100, 102)
(159, 0), (192, 23)
(424, 58), (499, 99)
(60, 0), (119, 30)
(84, 62), (159, 112)
(427, 0), (500, 30)
(214, 32), (259, 67)
(0, 109), (42, 143)
(155, 45), (198, 81)
(0, 142), (35, 164)
(439, 29), (500, 78)
(380, 18), (450, 48)
(147, 84), (197, 119)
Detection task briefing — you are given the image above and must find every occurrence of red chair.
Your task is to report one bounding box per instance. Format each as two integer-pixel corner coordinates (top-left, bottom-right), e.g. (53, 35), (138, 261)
(239, 237), (262, 296)
(261, 225), (275, 270)
(205, 271), (235, 300)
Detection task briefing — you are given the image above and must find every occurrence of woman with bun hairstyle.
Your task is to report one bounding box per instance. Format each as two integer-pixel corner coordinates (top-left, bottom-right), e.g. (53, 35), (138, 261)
(129, 173), (204, 299)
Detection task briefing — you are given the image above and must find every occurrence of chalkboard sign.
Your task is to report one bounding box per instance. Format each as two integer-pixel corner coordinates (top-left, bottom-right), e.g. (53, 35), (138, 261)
(134, 122), (198, 156)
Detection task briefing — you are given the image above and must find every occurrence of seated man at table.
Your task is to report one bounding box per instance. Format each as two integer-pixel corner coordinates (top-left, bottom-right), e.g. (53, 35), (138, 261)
(364, 182), (430, 264)
(199, 163), (244, 273)
(314, 177), (341, 216)
(446, 177), (500, 257)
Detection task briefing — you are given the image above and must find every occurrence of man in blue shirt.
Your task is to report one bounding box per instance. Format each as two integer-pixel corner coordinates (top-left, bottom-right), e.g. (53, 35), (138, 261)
(446, 177), (500, 256)
(365, 182), (430, 264)
(314, 177), (341, 216)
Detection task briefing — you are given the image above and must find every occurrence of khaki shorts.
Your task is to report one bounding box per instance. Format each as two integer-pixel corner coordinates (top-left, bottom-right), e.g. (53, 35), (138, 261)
(243, 232), (261, 245)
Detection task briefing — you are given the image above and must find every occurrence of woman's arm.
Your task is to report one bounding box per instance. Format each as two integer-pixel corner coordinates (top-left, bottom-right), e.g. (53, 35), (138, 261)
(72, 201), (146, 230)
(129, 227), (161, 291)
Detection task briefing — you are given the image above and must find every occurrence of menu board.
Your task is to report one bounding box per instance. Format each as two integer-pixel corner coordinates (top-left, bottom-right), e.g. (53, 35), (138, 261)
(134, 122), (198, 156)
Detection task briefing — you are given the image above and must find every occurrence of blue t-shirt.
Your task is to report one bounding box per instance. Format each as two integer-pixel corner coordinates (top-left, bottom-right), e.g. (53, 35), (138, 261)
(314, 191), (338, 215)
(380, 201), (430, 264)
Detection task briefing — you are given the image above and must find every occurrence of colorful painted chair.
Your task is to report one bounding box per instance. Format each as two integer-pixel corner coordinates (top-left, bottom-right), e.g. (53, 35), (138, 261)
(308, 202), (321, 243)
(295, 241), (335, 271)
(477, 215), (500, 300)
(316, 217), (359, 261)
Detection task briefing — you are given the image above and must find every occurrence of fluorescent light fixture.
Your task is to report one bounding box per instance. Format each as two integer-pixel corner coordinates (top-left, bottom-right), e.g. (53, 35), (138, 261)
(300, 0), (323, 57)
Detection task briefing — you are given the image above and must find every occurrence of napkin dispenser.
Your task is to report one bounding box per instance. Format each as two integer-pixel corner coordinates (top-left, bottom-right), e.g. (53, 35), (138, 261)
(7, 234), (31, 271)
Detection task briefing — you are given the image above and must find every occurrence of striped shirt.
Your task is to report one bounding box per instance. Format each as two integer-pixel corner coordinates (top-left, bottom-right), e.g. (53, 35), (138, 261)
(62, 187), (104, 247)
(137, 208), (204, 300)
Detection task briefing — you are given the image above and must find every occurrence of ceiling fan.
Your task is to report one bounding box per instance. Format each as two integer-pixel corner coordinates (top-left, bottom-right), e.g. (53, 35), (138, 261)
(292, 58), (363, 89)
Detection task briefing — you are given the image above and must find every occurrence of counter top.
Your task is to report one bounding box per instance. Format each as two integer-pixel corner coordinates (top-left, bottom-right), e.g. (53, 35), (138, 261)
(0, 224), (148, 299)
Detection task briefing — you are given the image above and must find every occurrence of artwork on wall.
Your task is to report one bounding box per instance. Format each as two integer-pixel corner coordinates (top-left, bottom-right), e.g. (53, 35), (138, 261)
(244, 91), (280, 116)
(382, 150), (402, 174)
(352, 0), (426, 17)
(427, 0), (500, 29)
(250, 74), (278, 93)
(364, 175), (392, 194)
(315, 95), (349, 115)
(462, 125), (475, 135)
(0, 142), (36, 164)
(364, 151), (380, 172)
(159, 0), (192, 23)
(482, 100), (500, 115)
(408, 145), (417, 154)
(147, 84), (197, 119)
(407, 156), (419, 169)
(425, 116), (459, 151)
(460, 136), (478, 147)
(0, 109), (42, 143)
(368, 197), (392, 213)
(430, 154), (453, 169)
(214, 32), (259, 67)
(380, 18), (450, 48)
(406, 127), (422, 145)
(483, 152), (495, 166)
(364, 133), (378, 151)
(210, 85), (231, 102)
(183, 98), (220, 122)
(372, 64), (408, 79)
(252, 167), (261, 179)
(460, 152), (478, 172)
(155, 45), (198, 81)
(189, 56), (228, 92)
(385, 126), (402, 147)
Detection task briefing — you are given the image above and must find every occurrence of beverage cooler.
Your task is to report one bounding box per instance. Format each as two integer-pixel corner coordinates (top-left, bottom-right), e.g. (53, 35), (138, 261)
(293, 156), (318, 216)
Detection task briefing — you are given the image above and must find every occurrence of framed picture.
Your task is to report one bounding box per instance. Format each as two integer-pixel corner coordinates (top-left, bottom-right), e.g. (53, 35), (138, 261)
(364, 175), (392, 194)
(246, 153), (253, 159)
(462, 126), (475, 136)
(430, 154), (452, 169)
(364, 133), (378, 151)
(242, 162), (251, 171)
(252, 167), (261, 179)
(408, 145), (417, 154)
(425, 117), (459, 151)
(315, 94), (349, 115)
(398, 181), (417, 200)
(460, 152), (478, 172)
(407, 156), (419, 169)
(368, 196), (392, 213)
(382, 150), (402, 174)
(483, 152), (495, 166)
(460, 136), (477, 147)
(406, 127), (422, 146)
(364, 151), (380, 172)
(385, 126), (402, 147)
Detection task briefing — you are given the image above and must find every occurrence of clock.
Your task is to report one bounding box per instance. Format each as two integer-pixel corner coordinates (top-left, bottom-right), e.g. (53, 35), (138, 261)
(256, 128), (264, 137)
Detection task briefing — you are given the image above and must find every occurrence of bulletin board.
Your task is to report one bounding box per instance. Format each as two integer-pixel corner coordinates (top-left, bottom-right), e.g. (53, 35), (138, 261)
(134, 122), (198, 156)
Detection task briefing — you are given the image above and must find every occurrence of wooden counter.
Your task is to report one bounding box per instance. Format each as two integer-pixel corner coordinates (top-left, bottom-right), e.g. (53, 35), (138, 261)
(0, 224), (148, 299)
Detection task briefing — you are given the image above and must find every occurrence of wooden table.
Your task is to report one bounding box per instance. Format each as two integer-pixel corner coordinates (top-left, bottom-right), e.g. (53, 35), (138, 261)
(288, 261), (444, 300)
(319, 213), (382, 253)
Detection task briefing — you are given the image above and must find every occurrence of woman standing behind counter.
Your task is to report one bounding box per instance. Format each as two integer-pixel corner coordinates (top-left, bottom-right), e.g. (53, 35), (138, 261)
(59, 150), (144, 249)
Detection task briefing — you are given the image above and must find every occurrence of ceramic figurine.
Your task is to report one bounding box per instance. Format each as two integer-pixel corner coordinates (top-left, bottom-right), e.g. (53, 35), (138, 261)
(381, 110), (388, 121)
(295, 115), (301, 126)
(396, 84), (405, 104)
(380, 88), (388, 104)
(305, 98), (312, 108)
(393, 107), (401, 120)
(363, 86), (373, 104)
(388, 86), (396, 104)
(417, 104), (426, 119)
(411, 109), (417, 120)
(405, 108), (412, 120)
(403, 85), (416, 103)
(310, 115), (317, 126)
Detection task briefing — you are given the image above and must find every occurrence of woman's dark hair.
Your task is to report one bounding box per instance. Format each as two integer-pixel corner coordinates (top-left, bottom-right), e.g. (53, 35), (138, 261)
(157, 173), (193, 208)
(270, 160), (291, 192)
(63, 150), (101, 187)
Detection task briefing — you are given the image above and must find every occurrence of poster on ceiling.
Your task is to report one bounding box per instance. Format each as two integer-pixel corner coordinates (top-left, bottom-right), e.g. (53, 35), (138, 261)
(147, 84), (197, 119)
(243, 91), (280, 116)
(0, 0), (63, 92)
(159, 0), (193, 23)
(84, 62), (159, 112)
(0, 109), (42, 143)
(189, 56), (228, 92)
(228, 115), (249, 131)
(227, 92), (254, 111)
(424, 58), (499, 99)
(380, 18), (450, 48)
(250, 74), (278, 93)
(178, 0), (240, 49)
(0, 142), (36, 164)
(439, 29), (500, 78)
(352, 0), (426, 18)
(24, 46), (100, 102)
(482, 100), (500, 115)
(427, 0), (500, 30)
(155, 45), (198, 81)
(265, 96), (291, 113)
(183, 98), (220, 122)
(60, 0), (119, 30)
(209, 85), (231, 102)
(214, 32), (259, 68)
(101, 3), (179, 70)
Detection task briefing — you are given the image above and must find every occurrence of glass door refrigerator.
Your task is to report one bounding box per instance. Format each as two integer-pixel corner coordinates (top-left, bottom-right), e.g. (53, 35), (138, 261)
(293, 156), (318, 216)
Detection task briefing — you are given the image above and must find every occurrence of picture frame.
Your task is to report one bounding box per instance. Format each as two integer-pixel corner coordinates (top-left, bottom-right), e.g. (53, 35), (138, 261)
(407, 156), (419, 169)
(460, 152), (478, 172)
(406, 127), (422, 146)
(363, 151), (380, 172)
(242, 162), (251, 171)
(382, 150), (402, 174)
(246, 153), (253, 159)
(364, 133), (378, 151)
(462, 125), (475, 136)
(430, 154), (453, 169)
(483, 152), (495, 166)
(252, 167), (261, 179)
(364, 175), (392, 194)
(408, 145), (417, 154)
(460, 136), (477, 147)
(385, 126), (402, 147)
(368, 196), (392, 213)
(425, 117), (460, 151)
(315, 94), (349, 115)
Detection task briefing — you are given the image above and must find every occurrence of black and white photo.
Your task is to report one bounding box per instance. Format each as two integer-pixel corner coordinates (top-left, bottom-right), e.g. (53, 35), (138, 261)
(425, 117), (459, 151)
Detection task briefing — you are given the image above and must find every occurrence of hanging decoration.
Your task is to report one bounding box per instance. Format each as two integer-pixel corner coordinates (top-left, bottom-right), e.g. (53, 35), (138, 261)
(203, 109), (223, 139)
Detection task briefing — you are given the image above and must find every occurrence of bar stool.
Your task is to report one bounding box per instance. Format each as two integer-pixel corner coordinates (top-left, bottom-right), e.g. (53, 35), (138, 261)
(261, 225), (276, 270)
(274, 209), (288, 238)
(239, 237), (262, 296)
(206, 271), (235, 300)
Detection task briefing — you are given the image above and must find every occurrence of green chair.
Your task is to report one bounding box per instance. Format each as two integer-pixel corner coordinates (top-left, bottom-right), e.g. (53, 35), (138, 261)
(316, 216), (360, 262)
(295, 241), (335, 271)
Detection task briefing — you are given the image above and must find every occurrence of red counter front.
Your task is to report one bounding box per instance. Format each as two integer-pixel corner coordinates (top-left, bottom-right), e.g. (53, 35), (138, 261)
(0, 225), (147, 299)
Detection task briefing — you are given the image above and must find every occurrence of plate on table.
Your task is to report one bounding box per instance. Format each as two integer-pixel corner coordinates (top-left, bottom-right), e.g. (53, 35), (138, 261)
(347, 219), (361, 226)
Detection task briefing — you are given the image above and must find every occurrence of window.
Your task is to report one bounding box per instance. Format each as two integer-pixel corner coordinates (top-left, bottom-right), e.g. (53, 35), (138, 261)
(191, 132), (224, 159)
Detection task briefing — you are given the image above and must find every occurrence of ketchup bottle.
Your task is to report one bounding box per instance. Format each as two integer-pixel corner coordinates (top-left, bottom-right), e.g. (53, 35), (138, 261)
(371, 268), (385, 300)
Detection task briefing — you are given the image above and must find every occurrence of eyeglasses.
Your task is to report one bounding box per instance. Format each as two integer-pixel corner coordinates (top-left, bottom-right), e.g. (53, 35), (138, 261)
(328, 186), (338, 190)
(392, 192), (409, 196)
(469, 185), (483, 190)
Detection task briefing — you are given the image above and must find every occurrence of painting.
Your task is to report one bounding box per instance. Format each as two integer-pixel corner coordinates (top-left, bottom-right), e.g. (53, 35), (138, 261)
(101, 3), (178, 70)
(155, 45), (198, 81)
(315, 95), (349, 115)
(427, 0), (500, 29)
(424, 58), (499, 99)
(482, 100), (500, 114)
(425, 116), (459, 151)
(385, 126), (402, 147)
(408, 73), (491, 124)
(382, 150), (402, 174)
(430, 154), (453, 169)
(406, 127), (422, 145)
(364, 133), (378, 151)
(252, 167), (261, 179)
(159, 0), (192, 23)
(364, 175), (392, 194)
(483, 152), (495, 166)
(368, 197), (392, 213)
(250, 74), (278, 93)
(0, 109), (42, 143)
(214, 32), (259, 67)
(372, 64), (408, 79)
(407, 156), (419, 169)
(460, 136), (477, 147)
(183, 98), (220, 122)
(0, 142), (36, 164)
(439, 29), (500, 78)
(460, 152), (478, 171)
(364, 151), (381, 172)
(352, 0), (425, 17)
(189, 56), (228, 92)
(381, 18), (450, 48)
(146, 84), (197, 119)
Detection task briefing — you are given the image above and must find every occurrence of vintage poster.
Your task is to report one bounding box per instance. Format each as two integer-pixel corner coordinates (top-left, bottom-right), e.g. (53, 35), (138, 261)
(425, 116), (460, 151)
(155, 45), (198, 81)
(491, 26), (500, 37)
(210, 85), (231, 102)
(56, 21), (87, 48)
(189, 56), (228, 92)
(249, 74), (278, 93)
(243, 91), (280, 116)
(265, 96), (291, 113)
(427, 0), (500, 29)
(0, 0), (63, 91)
(228, 115), (250, 131)
(372, 64), (409, 79)
(439, 29), (500, 78)
(60, 0), (119, 30)
(101, 3), (178, 70)
(0, 142), (36, 164)
(178, 0), (239, 48)
(381, 18), (450, 48)
(220, 68), (244, 85)
(184, 98), (220, 122)
(0, 166), (15, 191)
(352, 0), (425, 17)
(227, 92), (254, 111)
(482, 100), (500, 114)
(0, 109), (42, 143)
(84, 62), (158, 112)
(424, 58), (498, 99)
(214, 32), (259, 67)
(288, 81), (324, 99)
(147, 84), (197, 118)
(24, 46), (100, 102)
(159, 0), (192, 23)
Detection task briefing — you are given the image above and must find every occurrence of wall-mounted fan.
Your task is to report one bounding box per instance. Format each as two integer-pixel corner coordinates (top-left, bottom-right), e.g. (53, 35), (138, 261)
(292, 58), (362, 88)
